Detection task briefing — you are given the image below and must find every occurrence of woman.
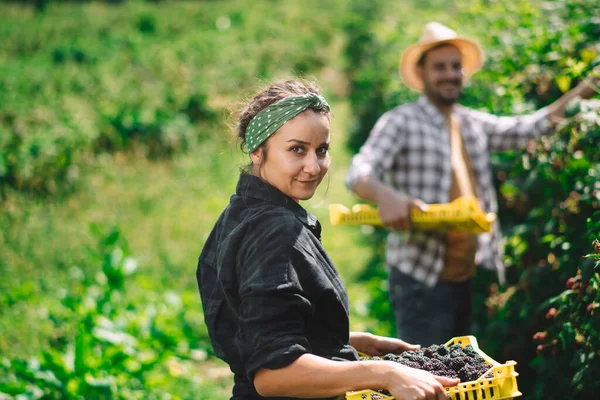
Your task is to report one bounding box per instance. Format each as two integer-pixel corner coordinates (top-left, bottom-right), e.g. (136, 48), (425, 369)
(197, 79), (458, 399)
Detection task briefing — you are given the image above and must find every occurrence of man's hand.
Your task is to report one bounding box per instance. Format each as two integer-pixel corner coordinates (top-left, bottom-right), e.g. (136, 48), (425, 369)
(350, 332), (420, 356)
(574, 65), (600, 100)
(548, 65), (600, 123)
(377, 190), (428, 231)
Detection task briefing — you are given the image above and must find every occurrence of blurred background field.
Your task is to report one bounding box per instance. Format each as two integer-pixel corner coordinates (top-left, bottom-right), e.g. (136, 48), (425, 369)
(1, 0), (599, 399)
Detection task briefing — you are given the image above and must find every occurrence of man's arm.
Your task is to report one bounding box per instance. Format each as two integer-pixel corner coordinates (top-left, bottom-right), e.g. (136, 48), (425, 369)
(345, 110), (427, 231)
(477, 66), (599, 152)
(547, 65), (600, 125)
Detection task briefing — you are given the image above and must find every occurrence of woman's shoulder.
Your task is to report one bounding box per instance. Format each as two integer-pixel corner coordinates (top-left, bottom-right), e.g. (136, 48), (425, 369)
(239, 201), (305, 236)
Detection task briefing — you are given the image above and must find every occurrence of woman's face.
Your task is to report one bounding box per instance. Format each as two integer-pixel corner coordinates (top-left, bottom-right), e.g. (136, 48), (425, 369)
(251, 110), (331, 202)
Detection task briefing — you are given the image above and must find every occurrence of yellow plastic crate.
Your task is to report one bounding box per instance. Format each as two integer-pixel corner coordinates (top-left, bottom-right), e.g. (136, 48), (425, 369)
(346, 336), (521, 400)
(329, 196), (496, 233)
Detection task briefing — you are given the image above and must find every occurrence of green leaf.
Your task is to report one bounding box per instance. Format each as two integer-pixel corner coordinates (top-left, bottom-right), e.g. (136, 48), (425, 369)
(40, 350), (70, 383)
(0, 381), (28, 395)
(572, 367), (586, 386)
(541, 234), (555, 243)
(559, 322), (576, 350)
(74, 325), (89, 377)
(580, 258), (597, 282)
(556, 75), (572, 93)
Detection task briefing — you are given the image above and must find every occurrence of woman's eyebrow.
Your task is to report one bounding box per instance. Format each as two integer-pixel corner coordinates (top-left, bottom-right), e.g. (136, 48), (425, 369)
(286, 139), (310, 145)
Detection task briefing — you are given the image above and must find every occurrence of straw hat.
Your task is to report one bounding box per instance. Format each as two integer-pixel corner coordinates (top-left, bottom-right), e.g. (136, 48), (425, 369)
(399, 22), (484, 92)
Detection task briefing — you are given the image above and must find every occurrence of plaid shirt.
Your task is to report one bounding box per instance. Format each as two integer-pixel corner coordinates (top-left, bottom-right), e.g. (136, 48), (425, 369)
(197, 173), (357, 399)
(345, 96), (552, 287)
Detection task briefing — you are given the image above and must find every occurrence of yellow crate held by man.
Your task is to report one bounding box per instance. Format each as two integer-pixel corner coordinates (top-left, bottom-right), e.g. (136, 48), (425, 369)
(329, 196), (496, 233)
(345, 336), (521, 400)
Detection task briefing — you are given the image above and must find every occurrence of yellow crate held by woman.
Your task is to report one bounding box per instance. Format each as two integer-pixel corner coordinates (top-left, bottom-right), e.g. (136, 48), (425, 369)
(346, 336), (521, 400)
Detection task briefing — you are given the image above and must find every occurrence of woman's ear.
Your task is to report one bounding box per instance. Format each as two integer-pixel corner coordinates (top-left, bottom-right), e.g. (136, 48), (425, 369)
(250, 147), (262, 165)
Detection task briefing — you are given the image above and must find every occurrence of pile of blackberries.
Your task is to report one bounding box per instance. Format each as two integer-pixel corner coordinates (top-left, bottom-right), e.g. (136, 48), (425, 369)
(363, 343), (493, 382)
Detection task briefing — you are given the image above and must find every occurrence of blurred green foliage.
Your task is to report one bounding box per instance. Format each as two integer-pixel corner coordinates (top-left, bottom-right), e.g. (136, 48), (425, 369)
(479, 99), (600, 399)
(0, 0), (344, 194)
(1, 0), (599, 398)
(1, 226), (213, 399)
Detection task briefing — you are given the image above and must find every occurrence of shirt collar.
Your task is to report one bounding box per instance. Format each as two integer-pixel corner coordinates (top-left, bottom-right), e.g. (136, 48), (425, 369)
(417, 95), (458, 127)
(236, 173), (322, 238)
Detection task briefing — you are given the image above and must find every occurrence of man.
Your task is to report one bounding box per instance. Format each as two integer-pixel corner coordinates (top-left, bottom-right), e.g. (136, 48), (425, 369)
(344, 21), (599, 346)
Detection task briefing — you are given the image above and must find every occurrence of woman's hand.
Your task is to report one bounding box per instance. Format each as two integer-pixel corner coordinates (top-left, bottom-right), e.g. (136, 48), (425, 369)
(350, 332), (420, 356)
(384, 362), (459, 400)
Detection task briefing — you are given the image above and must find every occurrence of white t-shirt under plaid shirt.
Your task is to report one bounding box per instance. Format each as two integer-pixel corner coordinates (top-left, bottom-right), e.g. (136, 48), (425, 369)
(345, 96), (552, 287)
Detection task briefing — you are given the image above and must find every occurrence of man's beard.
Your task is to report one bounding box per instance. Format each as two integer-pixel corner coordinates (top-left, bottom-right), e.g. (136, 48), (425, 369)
(424, 80), (463, 106)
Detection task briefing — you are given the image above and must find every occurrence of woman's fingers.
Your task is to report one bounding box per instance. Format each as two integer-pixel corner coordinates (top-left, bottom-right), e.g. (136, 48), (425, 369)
(434, 374), (460, 387)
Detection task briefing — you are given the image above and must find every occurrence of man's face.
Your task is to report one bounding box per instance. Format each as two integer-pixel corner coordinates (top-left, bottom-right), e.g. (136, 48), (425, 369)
(418, 45), (464, 106)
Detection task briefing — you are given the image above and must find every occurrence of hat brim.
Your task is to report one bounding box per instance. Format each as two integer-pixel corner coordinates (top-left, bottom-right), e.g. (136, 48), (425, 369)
(399, 38), (484, 92)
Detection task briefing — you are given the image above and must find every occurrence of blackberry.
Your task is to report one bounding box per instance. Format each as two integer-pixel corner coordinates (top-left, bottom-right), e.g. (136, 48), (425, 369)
(449, 350), (463, 358)
(457, 363), (490, 381)
(431, 368), (459, 379)
(400, 350), (416, 360)
(447, 356), (468, 372)
(413, 356), (428, 366)
(450, 344), (463, 351)
(398, 359), (421, 369)
(421, 361), (434, 371)
(436, 345), (450, 356)
(429, 359), (446, 371)
(423, 348), (436, 359)
(363, 341), (494, 383)
(396, 352), (422, 364)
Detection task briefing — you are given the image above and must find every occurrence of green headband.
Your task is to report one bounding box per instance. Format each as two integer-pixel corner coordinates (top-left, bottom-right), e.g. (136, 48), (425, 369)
(245, 92), (330, 153)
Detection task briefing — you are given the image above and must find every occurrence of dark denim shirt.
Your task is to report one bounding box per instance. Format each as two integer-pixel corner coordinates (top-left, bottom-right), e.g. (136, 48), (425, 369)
(197, 173), (358, 400)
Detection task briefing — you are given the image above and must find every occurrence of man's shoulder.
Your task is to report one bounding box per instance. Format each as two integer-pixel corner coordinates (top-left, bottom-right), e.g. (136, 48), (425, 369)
(387, 101), (421, 115)
(456, 104), (495, 120)
(383, 101), (431, 122)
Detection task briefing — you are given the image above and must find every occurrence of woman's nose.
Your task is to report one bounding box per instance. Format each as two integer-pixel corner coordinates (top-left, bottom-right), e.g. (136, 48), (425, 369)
(303, 152), (321, 174)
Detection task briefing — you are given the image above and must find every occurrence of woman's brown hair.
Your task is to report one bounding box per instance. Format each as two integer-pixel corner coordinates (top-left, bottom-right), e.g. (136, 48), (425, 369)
(234, 79), (330, 154)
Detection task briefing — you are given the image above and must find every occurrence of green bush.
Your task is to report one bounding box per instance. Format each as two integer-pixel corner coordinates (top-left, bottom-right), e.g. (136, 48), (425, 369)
(0, 226), (212, 399)
(479, 99), (600, 399)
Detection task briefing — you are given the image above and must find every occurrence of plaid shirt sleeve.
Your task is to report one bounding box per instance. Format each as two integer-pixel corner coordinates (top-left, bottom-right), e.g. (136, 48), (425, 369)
(465, 107), (553, 152)
(345, 110), (407, 190)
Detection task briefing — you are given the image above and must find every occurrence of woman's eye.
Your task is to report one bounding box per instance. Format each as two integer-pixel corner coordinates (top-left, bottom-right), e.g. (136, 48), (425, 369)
(317, 146), (329, 155)
(291, 146), (304, 154)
